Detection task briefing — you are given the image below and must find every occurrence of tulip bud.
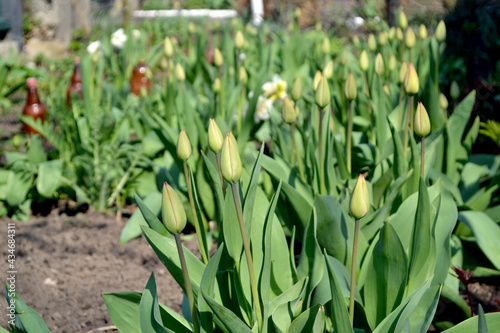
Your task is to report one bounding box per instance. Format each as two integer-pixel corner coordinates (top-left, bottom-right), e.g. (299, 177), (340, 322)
(359, 50), (369, 72)
(214, 48), (223, 67)
(405, 27), (416, 48)
(435, 20), (446, 43)
(291, 77), (302, 101)
(208, 118), (223, 153)
(396, 27), (404, 41)
(419, 24), (428, 39)
(389, 55), (397, 71)
(388, 27), (396, 40)
(350, 174), (370, 219)
(294, 7), (302, 18)
(188, 22), (196, 34)
(322, 37), (331, 55)
(352, 36), (360, 47)
(375, 53), (385, 76)
(162, 182), (187, 234)
(398, 61), (408, 84)
(282, 97), (297, 124)
(439, 93), (448, 110)
(405, 63), (419, 95)
(235, 30), (244, 49)
(450, 81), (460, 100)
(238, 66), (248, 84)
(378, 31), (388, 46)
(175, 63), (185, 82)
(368, 34), (377, 51)
(221, 132), (243, 183)
(213, 77), (221, 93)
(399, 10), (408, 30)
(313, 70), (322, 91)
(315, 75), (330, 109)
(323, 60), (334, 79)
(164, 37), (174, 57)
(177, 130), (192, 161)
(345, 72), (357, 101)
(414, 102), (431, 137)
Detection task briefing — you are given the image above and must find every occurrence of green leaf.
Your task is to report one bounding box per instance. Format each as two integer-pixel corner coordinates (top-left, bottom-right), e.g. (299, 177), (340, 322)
(139, 273), (175, 333)
(222, 186), (243, 261)
(200, 245), (225, 333)
(442, 313), (500, 333)
(120, 191), (161, 244)
(201, 289), (253, 333)
(5, 170), (33, 207)
(478, 304), (488, 333)
(5, 283), (50, 333)
(288, 304), (324, 333)
(26, 135), (47, 164)
(458, 211), (500, 270)
(36, 160), (63, 198)
(134, 193), (168, 236)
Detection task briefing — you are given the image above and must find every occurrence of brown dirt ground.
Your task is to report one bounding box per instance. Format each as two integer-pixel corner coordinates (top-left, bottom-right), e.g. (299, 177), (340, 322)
(0, 209), (200, 333)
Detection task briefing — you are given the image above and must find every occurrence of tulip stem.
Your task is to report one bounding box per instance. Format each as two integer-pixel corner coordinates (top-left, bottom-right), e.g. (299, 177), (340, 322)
(403, 95), (414, 156)
(291, 123), (305, 182)
(347, 101), (353, 176)
(349, 218), (360, 326)
(363, 72), (374, 144)
(409, 95), (414, 134)
(215, 152), (226, 197)
(318, 107), (326, 195)
(184, 162), (209, 264)
(237, 86), (245, 134)
(174, 233), (200, 333)
(398, 84), (404, 130)
(231, 182), (263, 331)
(421, 137), (425, 179)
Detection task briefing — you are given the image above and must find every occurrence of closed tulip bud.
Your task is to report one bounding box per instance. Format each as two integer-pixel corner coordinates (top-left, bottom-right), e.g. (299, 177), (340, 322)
(291, 77), (302, 101)
(368, 34), (377, 51)
(238, 66), (248, 83)
(375, 53), (385, 75)
(323, 60), (334, 79)
(313, 70), (322, 90)
(208, 118), (223, 153)
(435, 20), (446, 43)
(359, 50), (369, 72)
(177, 130), (192, 161)
(322, 37), (331, 55)
(405, 63), (419, 95)
(162, 182), (187, 234)
(188, 22), (196, 34)
(164, 37), (174, 57)
(294, 7), (302, 18)
(439, 93), (448, 109)
(398, 61), (408, 84)
(350, 174), (370, 219)
(399, 10), (408, 30)
(352, 36), (360, 47)
(388, 27), (396, 40)
(235, 30), (244, 48)
(315, 75), (330, 109)
(419, 24), (428, 39)
(213, 77), (221, 93)
(414, 102), (431, 137)
(221, 132), (242, 183)
(384, 84), (390, 96)
(405, 27), (416, 48)
(378, 31), (388, 46)
(389, 55), (397, 71)
(450, 81), (460, 100)
(282, 97), (297, 124)
(175, 63), (185, 82)
(345, 72), (357, 101)
(214, 48), (223, 67)
(396, 27), (404, 41)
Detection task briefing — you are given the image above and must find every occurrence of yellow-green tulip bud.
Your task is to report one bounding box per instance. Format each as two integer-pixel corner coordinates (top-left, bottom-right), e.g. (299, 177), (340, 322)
(235, 30), (244, 49)
(388, 27), (396, 40)
(419, 24), (428, 39)
(399, 10), (408, 30)
(396, 27), (404, 41)
(315, 75), (330, 109)
(162, 182), (187, 234)
(208, 118), (223, 153)
(164, 37), (174, 58)
(389, 55), (397, 71)
(379, 31), (388, 46)
(323, 60), (334, 79)
(322, 37), (331, 55)
(313, 70), (322, 91)
(345, 72), (357, 101)
(405, 27), (416, 48)
(450, 81), (460, 100)
(292, 77), (302, 101)
(439, 93), (448, 110)
(359, 50), (369, 72)
(221, 132), (242, 183)
(368, 34), (377, 51)
(384, 84), (390, 96)
(352, 36), (360, 47)
(213, 77), (221, 93)
(414, 102), (431, 137)
(375, 53), (385, 76)
(238, 66), (248, 84)
(282, 97), (297, 124)
(177, 130), (192, 161)
(294, 7), (302, 18)
(175, 63), (185, 82)
(398, 61), (408, 84)
(214, 48), (223, 67)
(405, 63), (419, 95)
(350, 174), (370, 219)
(435, 20), (446, 43)
(188, 22), (196, 34)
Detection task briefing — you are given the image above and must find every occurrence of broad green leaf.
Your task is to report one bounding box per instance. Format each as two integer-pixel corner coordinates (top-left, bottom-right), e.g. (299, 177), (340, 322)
(201, 289), (253, 333)
(5, 283), (50, 333)
(120, 191), (161, 244)
(139, 273), (175, 333)
(37, 159), (63, 198)
(223, 186), (243, 261)
(442, 312), (500, 333)
(134, 193), (168, 236)
(5, 170), (33, 207)
(26, 135), (46, 164)
(288, 304), (324, 333)
(478, 304), (488, 333)
(200, 245), (225, 333)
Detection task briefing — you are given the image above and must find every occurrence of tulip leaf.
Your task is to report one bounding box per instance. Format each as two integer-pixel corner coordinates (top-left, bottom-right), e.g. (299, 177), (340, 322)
(200, 245), (225, 333)
(134, 193), (168, 236)
(288, 304), (324, 333)
(121, 191), (161, 244)
(442, 313), (500, 333)
(139, 273), (175, 333)
(201, 289), (253, 333)
(5, 283), (51, 333)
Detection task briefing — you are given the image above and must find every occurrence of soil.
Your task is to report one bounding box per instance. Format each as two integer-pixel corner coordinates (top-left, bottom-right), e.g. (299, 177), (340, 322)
(0, 208), (200, 333)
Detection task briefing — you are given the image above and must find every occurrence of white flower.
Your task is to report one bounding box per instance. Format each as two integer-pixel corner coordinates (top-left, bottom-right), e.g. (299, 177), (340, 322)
(239, 53), (246, 61)
(132, 29), (141, 40)
(87, 41), (101, 55)
(374, 16), (380, 23)
(262, 74), (287, 101)
(254, 96), (273, 123)
(111, 28), (128, 49)
(346, 16), (365, 30)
